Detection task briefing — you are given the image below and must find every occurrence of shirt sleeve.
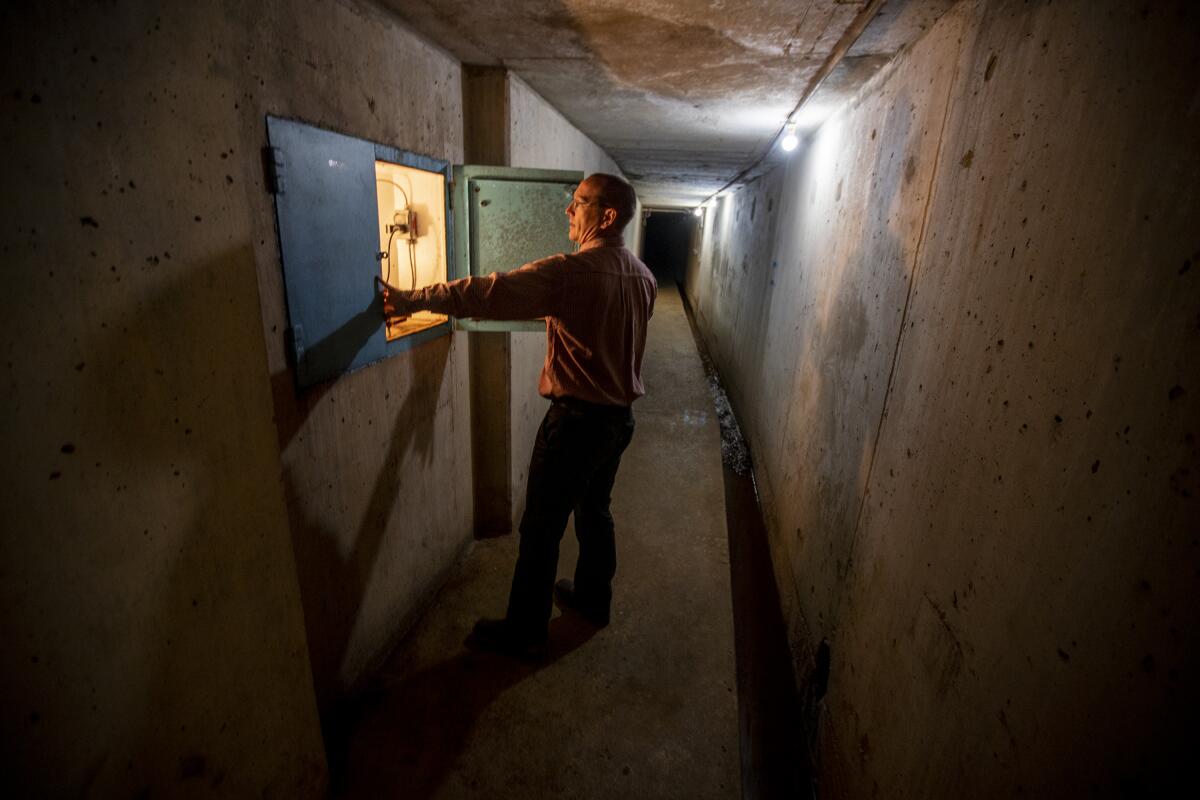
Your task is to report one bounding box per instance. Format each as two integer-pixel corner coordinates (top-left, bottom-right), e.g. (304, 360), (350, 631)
(410, 255), (566, 320)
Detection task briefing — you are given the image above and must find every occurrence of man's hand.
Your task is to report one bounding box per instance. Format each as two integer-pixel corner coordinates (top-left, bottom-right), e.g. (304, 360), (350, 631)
(376, 276), (418, 320)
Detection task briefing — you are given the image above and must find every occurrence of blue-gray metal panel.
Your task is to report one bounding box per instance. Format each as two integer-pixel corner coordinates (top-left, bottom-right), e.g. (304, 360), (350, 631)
(374, 143), (448, 175)
(267, 116), (386, 388)
(267, 117), (456, 387)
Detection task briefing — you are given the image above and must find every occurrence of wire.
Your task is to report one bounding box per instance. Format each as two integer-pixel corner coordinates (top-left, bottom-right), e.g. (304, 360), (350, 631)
(375, 177), (410, 208)
(407, 238), (417, 290)
(382, 226), (400, 287)
(381, 223), (419, 291)
(377, 176), (419, 290)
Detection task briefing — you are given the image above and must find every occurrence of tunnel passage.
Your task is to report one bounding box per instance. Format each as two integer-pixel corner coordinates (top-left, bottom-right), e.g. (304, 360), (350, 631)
(641, 210), (697, 286)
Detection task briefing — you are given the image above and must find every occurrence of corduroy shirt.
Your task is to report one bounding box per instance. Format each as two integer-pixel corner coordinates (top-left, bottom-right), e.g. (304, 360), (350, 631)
(407, 235), (657, 406)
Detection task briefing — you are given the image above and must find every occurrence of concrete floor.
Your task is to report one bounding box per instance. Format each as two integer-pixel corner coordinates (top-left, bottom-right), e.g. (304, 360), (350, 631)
(328, 281), (740, 799)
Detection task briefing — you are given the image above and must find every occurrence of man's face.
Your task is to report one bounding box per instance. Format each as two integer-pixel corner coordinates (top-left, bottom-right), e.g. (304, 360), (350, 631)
(566, 180), (608, 244)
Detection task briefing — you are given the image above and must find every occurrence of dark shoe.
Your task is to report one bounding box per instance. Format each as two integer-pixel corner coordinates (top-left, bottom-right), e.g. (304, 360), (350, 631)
(464, 618), (547, 660)
(553, 579), (610, 628)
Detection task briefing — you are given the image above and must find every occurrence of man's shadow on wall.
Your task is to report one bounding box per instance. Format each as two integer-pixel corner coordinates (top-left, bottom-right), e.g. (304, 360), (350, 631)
(269, 291), (447, 714)
(268, 292), (597, 796)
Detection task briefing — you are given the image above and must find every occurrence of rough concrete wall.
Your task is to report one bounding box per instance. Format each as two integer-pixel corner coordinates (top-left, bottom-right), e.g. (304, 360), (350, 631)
(691, 0), (960, 669)
(686, 0), (1200, 796)
(506, 75), (633, 530)
(251, 3), (471, 717)
(0, 0), (469, 795)
(0, 0), (341, 795)
(461, 66), (518, 540)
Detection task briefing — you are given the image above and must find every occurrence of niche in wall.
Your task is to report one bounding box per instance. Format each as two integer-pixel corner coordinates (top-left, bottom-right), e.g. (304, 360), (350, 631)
(374, 160), (449, 342)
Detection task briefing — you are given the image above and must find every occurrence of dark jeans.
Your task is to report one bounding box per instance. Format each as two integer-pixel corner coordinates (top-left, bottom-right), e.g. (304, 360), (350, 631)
(505, 397), (636, 640)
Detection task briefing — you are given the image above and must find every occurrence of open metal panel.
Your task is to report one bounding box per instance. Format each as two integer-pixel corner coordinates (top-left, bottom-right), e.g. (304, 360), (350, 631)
(451, 165), (582, 333)
(266, 116), (451, 389)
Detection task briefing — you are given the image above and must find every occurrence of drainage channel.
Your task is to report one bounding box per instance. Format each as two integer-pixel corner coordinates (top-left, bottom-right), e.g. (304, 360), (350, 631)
(679, 292), (817, 800)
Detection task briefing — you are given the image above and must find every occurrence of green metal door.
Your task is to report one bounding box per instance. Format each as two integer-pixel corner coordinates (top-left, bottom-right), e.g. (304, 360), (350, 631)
(451, 166), (582, 332)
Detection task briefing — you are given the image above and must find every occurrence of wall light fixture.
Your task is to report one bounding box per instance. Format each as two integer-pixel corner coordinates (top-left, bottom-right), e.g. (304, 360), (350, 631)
(781, 122), (799, 152)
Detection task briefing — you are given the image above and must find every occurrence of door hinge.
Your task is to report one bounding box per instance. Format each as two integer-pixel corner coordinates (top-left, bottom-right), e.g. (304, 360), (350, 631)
(263, 146), (285, 194)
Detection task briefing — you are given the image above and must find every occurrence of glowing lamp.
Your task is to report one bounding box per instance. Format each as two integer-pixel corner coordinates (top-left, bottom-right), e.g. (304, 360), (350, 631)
(781, 122), (799, 152)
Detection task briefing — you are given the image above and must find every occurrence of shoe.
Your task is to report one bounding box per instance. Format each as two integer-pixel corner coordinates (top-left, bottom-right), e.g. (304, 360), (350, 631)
(464, 618), (547, 660)
(553, 579), (610, 628)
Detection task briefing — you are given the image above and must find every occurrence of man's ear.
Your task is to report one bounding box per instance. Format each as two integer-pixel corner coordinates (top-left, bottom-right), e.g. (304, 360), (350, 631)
(601, 207), (618, 229)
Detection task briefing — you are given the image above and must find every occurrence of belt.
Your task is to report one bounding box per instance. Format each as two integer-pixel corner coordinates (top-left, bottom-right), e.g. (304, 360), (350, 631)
(551, 396), (632, 415)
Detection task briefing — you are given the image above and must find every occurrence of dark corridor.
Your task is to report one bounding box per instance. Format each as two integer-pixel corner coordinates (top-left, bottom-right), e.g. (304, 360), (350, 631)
(641, 211), (697, 286)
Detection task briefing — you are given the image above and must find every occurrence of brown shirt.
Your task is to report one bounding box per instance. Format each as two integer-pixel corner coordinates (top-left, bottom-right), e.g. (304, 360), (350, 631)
(411, 236), (657, 406)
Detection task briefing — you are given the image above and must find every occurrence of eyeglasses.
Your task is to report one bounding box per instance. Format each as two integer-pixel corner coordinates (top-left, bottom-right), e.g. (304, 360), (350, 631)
(568, 196), (602, 210)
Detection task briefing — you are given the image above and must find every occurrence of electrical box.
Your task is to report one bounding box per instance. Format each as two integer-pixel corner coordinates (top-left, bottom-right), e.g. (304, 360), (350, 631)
(374, 160), (449, 342)
(266, 115), (580, 389)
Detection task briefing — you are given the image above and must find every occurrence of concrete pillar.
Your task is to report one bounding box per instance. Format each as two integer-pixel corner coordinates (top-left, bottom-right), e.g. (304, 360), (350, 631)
(462, 65), (518, 538)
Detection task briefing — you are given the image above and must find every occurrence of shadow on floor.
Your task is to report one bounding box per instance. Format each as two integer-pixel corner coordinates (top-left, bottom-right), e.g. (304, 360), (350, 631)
(325, 615), (599, 799)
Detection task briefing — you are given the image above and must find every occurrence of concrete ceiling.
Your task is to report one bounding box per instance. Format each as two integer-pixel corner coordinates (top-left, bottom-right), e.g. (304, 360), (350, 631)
(381, 0), (959, 207)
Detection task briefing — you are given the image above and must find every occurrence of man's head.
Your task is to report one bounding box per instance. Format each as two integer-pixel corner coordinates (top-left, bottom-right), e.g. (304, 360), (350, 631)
(566, 173), (638, 244)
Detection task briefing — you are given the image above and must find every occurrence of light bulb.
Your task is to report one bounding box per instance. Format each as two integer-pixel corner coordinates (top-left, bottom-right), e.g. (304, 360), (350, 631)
(781, 122), (799, 152)
(692, 207), (703, 217)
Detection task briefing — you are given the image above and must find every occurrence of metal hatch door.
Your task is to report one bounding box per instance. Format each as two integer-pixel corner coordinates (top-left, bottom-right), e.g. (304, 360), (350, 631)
(267, 116), (386, 388)
(451, 166), (582, 333)
(267, 116), (453, 389)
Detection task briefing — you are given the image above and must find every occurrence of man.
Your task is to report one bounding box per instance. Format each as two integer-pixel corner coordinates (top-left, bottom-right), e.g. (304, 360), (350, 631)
(379, 173), (657, 658)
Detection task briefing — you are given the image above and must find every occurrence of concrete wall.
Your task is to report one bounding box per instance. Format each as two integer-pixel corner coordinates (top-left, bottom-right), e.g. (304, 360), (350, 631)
(0, 0), (472, 795)
(685, 0), (1200, 795)
(255, 10), (471, 718)
(0, 2), (634, 794)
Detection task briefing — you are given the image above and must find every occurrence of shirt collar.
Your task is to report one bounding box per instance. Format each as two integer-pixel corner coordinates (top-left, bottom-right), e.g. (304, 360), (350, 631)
(578, 235), (625, 252)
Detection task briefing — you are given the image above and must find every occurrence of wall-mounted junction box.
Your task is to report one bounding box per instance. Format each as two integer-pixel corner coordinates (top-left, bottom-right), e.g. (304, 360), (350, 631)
(266, 115), (580, 389)
(374, 160), (449, 342)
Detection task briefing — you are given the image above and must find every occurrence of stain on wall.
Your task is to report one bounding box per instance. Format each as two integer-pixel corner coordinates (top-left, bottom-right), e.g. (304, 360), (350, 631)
(686, 0), (1200, 795)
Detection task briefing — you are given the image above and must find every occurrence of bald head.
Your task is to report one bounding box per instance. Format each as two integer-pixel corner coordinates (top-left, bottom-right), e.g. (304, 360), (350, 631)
(584, 173), (638, 232)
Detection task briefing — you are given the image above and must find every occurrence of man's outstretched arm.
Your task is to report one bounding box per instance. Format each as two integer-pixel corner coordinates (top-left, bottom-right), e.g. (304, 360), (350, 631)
(378, 257), (565, 322)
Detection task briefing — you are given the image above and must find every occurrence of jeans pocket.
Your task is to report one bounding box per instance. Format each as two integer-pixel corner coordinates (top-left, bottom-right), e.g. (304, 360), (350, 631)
(542, 405), (582, 452)
(612, 416), (635, 453)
